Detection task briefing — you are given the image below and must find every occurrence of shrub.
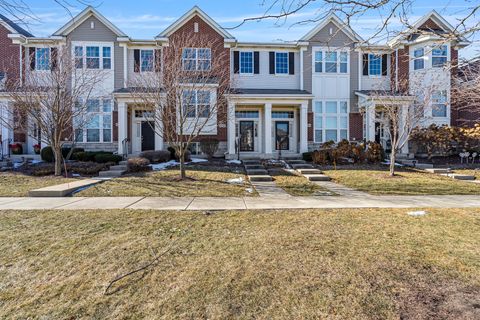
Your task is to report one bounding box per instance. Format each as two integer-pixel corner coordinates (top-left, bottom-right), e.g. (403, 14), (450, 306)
(72, 151), (95, 162)
(365, 142), (385, 163)
(94, 153), (122, 164)
(200, 139), (219, 159)
(70, 162), (107, 176)
(351, 143), (366, 163)
(62, 147), (84, 160)
(127, 157), (151, 173)
(140, 150), (171, 164)
(302, 152), (312, 162)
(40, 146), (54, 162)
(167, 147), (176, 160)
(312, 149), (329, 165)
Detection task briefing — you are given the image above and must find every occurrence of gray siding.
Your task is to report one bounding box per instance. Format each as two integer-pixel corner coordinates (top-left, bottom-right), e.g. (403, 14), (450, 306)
(232, 50), (301, 90)
(66, 16), (124, 90)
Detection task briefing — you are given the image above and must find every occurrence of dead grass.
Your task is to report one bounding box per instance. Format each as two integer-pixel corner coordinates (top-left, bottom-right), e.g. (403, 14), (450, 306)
(0, 208), (479, 319)
(0, 173), (76, 197)
(272, 171), (330, 196)
(324, 166), (480, 195)
(76, 166), (256, 197)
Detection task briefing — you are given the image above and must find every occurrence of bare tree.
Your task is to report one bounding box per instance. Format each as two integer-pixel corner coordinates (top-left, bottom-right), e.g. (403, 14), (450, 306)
(128, 32), (231, 180)
(1, 45), (108, 175)
(452, 57), (480, 127)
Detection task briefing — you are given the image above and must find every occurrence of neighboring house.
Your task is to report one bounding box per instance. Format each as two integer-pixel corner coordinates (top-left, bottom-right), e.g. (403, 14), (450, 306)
(0, 14), (33, 156)
(452, 57), (480, 127)
(2, 6), (473, 158)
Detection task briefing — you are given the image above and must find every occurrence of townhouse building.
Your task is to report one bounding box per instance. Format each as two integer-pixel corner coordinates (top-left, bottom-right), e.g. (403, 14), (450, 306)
(0, 6), (471, 159)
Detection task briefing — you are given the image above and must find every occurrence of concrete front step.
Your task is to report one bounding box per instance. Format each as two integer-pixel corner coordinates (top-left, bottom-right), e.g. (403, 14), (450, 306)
(110, 165), (128, 171)
(440, 173), (476, 181)
(288, 160), (307, 165)
(29, 179), (101, 197)
(119, 160), (128, 165)
(98, 170), (126, 178)
(305, 174), (331, 181)
(415, 163), (434, 169)
(297, 168), (322, 174)
(246, 169), (269, 176)
(244, 165), (264, 170)
(248, 175), (273, 182)
(291, 164), (314, 169)
(425, 168), (451, 174)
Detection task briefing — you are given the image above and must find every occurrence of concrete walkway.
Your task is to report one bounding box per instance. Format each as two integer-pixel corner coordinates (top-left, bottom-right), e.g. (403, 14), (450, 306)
(1, 194), (480, 210)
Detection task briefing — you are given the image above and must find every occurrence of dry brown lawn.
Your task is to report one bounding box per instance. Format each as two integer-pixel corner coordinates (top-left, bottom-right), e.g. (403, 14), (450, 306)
(0, 173), (76, 197)
(1, 208), (479, 319)
(272, 171), (331, 196)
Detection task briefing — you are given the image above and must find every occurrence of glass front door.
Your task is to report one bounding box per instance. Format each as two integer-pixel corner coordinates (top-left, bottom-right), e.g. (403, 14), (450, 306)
(239, 121), (254, 152)
(275, 121), (289, 151)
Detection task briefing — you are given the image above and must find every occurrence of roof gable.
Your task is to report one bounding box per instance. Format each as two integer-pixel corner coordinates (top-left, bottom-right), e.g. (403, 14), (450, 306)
(53, 6), (126, 37)
(301, 13), (363, 42)
(0, 13), (33, 37)
(157, 6), (234, 40)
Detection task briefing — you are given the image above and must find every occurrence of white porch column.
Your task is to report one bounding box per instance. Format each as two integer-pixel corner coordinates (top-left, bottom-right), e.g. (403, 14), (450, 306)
(154, 122), (163, 151)
(227, 100), (236, 155)
(366, 103), (376, 142)
(399, 104), (410, 155)
(299, 102), (308, 153)
(117, 101), (128, 155)
(264, 103), (272, 155)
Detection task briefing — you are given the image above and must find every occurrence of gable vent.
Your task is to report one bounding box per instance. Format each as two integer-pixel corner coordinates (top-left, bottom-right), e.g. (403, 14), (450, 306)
(194, 22), (199, 33)
(90, 21), (95, 29)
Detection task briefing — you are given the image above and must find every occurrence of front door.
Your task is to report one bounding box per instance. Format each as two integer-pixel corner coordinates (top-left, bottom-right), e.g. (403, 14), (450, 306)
(141, 121), (155, 151)
(275, 121), (289, 150)
(239, 121), (254, 152)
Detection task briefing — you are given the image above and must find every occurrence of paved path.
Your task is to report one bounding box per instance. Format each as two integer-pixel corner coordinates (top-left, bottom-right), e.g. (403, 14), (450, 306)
(250, 181), (291, 197)
(1, 194), (480, 210)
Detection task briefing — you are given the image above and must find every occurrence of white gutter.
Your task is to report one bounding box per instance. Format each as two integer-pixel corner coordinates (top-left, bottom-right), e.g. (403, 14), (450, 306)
(358, 50), (362, 91)
(19, 46), (23, 86)
(395, 48), (399, 92)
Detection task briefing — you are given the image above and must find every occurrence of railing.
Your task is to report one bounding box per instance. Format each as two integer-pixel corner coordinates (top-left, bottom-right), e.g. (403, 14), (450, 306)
(122, 138), (129, 160)
(0, 138), (12, 161)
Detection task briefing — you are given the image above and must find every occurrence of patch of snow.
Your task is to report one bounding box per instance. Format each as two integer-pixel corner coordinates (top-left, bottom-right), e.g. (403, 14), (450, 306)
(408, 210), (427, 217)
(13, 162), (23, 169)
(245, 187), (254, 193)
(31, 160), (43, 164)
(227, 160), (242, 165)
(72, 173), (81, 177)
(190, 158), (208, 163)
(382, 161), (404, 167)
(226, 177), (244, 184)
(150, 160), (178, 171)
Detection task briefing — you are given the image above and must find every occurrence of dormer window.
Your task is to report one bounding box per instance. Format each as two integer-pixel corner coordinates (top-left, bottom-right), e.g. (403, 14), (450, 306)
(432, 45), (447, 68)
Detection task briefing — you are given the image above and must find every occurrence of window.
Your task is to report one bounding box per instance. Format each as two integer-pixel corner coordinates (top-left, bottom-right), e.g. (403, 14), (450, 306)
(182, 90), (211, 118)
(182, 48), (211, 71)
(74, 46), (83, 69)
(314, 51), (323, 73)
(432, 45), (447, 68)
(325, 51), (337, 73)
(103, 47), (111, 69)
(86, 46), (100, 69)
(272, 111), (294, 119)
(35, 48), (50, 70)
(235, 111), (259, 118)
(75, 99), (112, 143)
(413, 48), (424, 70)
(340, 52), (348, 73)
(275, 52), (289, 74)
(369, 54), (381, 76)
(314, 100), (348, 142)
(140, 49), (154, 72)
(240, 52), (253, 74)
(432, 90), (447, 117)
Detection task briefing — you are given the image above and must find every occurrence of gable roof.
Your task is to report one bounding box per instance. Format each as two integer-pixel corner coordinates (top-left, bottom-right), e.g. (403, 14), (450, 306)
(0, 13), (33, 37)
(157, 6), (235, 40)
(53, 6), (126, 37)
(300, 13), (363, 42)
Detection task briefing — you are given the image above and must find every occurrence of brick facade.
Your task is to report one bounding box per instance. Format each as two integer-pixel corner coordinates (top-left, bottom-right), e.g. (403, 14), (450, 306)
(0, 24), (20, 87)
(349, 113), (363, 141)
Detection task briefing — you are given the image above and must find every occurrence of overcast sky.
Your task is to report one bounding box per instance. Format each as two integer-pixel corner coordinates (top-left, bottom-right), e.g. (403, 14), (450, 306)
(15, 0), (480, 59)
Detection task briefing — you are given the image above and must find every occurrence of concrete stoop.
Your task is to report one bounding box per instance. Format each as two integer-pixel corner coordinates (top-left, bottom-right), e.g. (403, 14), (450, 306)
(244, 160), (273, 182)
(98, 162), (128, 178)
(29, 179), (101, 197)
(249, 175), (273, 182)
(425, 168), (452, 174)
(305, 174), (331, 182)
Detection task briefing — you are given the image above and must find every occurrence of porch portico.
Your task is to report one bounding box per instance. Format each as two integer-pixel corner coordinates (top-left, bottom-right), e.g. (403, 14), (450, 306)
(356, 90), (415, 156)
(227, 89), (312, 159)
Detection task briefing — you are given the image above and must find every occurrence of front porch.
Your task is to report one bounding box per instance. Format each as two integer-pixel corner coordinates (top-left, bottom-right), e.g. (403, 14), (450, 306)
(227, 90), (312, 160)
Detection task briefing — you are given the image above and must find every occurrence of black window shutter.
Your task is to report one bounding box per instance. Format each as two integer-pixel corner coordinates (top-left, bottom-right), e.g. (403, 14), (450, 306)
(269, 52), (275, 74)
(381, 54), (388, 76)
(154, 49), (161, 72)
(233, 51), (239, 74)
(253, 51), (259, 74)
(288, 52), (295, 75)
(29, 47), (36, 70)
(51, 47), (58, 71)
(362, 53), (369, 76)
(133, 49), (140, 73)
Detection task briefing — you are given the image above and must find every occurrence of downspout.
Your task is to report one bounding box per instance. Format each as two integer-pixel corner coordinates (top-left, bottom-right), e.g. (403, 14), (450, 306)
(395, 48), (399, 92)
(358, 50), (362, 91)
(19, 45), (23, 86)
(300, 47), (304, 90)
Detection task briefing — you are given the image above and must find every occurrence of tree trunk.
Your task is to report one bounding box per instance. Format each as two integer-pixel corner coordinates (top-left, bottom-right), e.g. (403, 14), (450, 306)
(53, 147), (63, 176)
(178, 147), (186, 180)
(389, 150), (396, 177)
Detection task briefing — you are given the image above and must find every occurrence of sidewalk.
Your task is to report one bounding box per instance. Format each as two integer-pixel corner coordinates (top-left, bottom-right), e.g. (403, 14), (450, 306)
(1, 195), (480, 210)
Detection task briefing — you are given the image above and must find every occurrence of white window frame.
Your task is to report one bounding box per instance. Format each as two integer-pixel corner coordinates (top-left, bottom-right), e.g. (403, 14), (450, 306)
(182, 48), (211, 71)
(431, 90), (448, 118)
(140, 49), (154, 72)
(239, 51), (254, 75)
(182, 90), (211, 118)
(75, 98), (113, 143)
(35, 47), (51, 71)
(313, 48), (349, 74)
(73, 43), (114, 70)
(275, 52), (289, 75)
(413, 47), (425, 70)
(432, 45), (448, 68)
(368, 53), (382, 77)
(313, 100), (349, 143)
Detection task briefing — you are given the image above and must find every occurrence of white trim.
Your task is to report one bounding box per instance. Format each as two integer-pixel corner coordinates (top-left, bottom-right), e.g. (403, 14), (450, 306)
(157, 6), (235, 40)
(53, 6), (126, 37)
(301, 13), (363, 42)
(312, 46), (350, 75)
(238, 50), (254, 75)
(313, 100), (350, 143)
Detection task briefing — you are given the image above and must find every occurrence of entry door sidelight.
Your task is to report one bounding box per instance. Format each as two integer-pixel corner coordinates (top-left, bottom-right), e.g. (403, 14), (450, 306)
(239, 121), (254, 152)
(275, 121), (290, 151)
